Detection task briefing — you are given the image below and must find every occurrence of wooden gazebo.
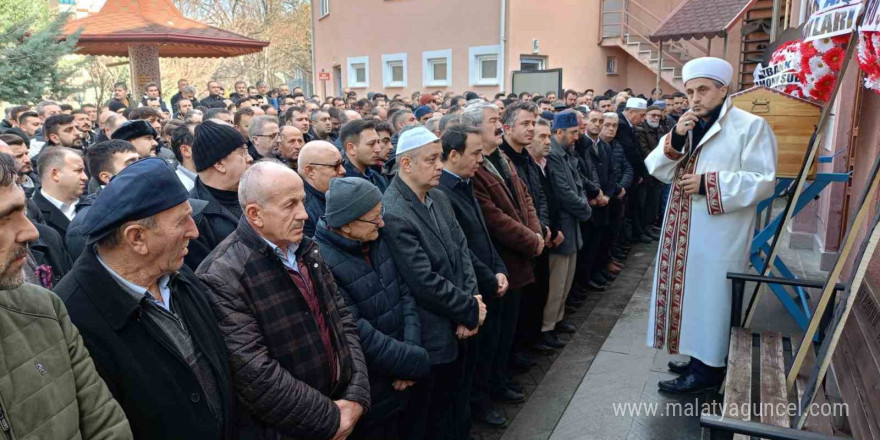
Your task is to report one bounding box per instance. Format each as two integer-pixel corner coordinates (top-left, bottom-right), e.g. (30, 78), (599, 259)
(63, 0), (269, 99)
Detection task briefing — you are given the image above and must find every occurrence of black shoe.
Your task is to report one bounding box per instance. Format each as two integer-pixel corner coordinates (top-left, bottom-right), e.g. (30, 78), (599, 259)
(638, 234), (654, 243)
(586, 280), (606, 292)
(565, 305), (577, 314)
(541, 331), (566, 349)
(591, 274), (608, 286)
(657, 373), (721, 394)
(613, 252), (628, 261)
(600, 270), (618, 281)
(532, 341), (558, 354)
(475, 408), (510, 428)
(667, 359), (691, 375)
(570, 290), (588, 302)
(493, 387), (526, 403)
(556, 321), (577, 333)
(509, 352), (536, 372)
(647, 230), (661, 240)
(504, 376), (524, 393)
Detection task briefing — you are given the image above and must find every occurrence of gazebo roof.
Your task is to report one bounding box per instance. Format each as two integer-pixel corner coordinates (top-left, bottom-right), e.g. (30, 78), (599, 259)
(62, 0), (268, 58)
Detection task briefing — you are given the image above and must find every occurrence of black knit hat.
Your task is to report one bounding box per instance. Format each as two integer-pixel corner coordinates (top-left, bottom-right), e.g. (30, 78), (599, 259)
(192, 120), (247, 172)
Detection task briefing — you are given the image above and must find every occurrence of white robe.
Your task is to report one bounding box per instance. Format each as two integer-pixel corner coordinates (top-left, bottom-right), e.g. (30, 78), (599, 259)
(644, 98), (777, 367)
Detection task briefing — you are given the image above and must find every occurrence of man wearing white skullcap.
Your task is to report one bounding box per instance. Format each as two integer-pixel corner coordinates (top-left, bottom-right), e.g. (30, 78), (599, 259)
(644, 56), (778, 393)
(381, 124), (487, 438)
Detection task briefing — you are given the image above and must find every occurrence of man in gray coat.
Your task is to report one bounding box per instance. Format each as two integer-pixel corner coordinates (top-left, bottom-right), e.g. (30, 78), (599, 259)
(382, 126), (486, 440)
(542, 111), (592, 349)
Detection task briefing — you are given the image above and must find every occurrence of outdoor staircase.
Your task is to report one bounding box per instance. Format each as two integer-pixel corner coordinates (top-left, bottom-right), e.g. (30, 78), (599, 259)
(599, 0), (699, 93)
(616, 33), (690, 92)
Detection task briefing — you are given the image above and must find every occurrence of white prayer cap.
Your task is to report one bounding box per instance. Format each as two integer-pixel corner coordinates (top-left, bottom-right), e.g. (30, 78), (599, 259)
(682, 57), (734, 86)
(396, 126), (439, 155)
(625, 97), (647, 110)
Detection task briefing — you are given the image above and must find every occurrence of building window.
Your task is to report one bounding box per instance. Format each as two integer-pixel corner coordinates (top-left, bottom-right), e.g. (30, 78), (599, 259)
(469, 45), (502, 86)
(319, 0), (329, 17)
(347, 56), (369, 88)
(382, 53), (407, 88)
(606, 56), (618, 75)
(520, 56), (546, 71)
(422, 49), (452, 87)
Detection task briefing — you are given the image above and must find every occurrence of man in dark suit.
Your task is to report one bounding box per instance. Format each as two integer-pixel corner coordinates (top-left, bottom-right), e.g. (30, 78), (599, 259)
(382, 126), (486, 440)
(437, 125), (510, 428)
(615, 98), (652, 243)
(32, 147), (87, 239)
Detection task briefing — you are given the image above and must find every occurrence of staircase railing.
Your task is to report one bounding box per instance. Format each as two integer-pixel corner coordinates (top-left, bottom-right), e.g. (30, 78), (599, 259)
(600, 0), (710, 66)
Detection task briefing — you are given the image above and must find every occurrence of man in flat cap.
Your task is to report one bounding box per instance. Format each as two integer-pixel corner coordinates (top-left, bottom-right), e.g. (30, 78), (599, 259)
(187, 120), (254, 268)
(645, 57), (777, 393)
(55, 158), (241, 439)
(382, 126), (486, 440)
(542, 110), (592, 350)
(111, 119), (158, 159)
(197, 161), (371, 440)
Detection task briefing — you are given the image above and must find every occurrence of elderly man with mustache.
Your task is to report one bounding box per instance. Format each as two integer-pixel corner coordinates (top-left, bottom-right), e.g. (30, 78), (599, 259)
(197, 160), (371, 440)
(56, 157), (239, 439)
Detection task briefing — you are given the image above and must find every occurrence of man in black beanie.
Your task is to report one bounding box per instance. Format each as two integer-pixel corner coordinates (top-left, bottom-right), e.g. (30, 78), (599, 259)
(187, 120), (253, 267)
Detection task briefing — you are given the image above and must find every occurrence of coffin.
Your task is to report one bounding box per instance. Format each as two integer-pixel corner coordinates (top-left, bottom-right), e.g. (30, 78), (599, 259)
(731, 86), (822, 179)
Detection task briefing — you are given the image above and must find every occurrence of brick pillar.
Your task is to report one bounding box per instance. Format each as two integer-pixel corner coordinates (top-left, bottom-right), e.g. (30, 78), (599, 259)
(128, 44), (161, 103)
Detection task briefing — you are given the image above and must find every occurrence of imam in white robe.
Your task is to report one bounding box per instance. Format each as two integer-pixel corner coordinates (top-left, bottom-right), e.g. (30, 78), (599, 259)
(644, 97), (777, 367)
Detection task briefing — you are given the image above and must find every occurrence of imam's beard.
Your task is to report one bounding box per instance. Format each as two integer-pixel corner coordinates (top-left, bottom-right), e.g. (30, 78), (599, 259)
(0, 246), (28, 290)
(647, 121), (660, 128)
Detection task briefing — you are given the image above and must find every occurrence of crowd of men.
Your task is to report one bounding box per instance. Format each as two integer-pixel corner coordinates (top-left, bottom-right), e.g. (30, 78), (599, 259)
(0, 78), (693, 440)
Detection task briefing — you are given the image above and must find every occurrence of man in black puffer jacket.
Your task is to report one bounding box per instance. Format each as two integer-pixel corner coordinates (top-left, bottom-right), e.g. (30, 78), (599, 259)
(315, 177), (431, 440)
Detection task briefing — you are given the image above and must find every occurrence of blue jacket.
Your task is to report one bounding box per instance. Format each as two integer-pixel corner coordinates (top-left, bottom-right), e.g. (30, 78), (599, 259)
(303, 179), (326, 238)
(314, 221), (430, 424)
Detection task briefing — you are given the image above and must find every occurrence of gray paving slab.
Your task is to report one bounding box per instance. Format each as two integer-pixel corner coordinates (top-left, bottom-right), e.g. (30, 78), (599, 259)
(499, 244), (656, 440)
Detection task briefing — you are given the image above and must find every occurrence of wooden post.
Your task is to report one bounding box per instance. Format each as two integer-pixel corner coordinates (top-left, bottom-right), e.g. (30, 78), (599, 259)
(128, 44), (161, 103)
(723, 31), (729, 58)
(770, 0), (782, 43)
(707, 37), (712, 56)
(657, 40), (663, 92)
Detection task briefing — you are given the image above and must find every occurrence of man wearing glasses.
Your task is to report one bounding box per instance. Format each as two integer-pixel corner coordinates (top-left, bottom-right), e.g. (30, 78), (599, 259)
(636, 105), (667, 237)
(248, 115), (281, 160)
(298, 140), (346, 237)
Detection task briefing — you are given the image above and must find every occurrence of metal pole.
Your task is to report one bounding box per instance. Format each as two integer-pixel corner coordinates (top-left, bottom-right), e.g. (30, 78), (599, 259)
(770, 0), (782, 43)
(707, 37), (712, 56)
(657, 40), (663, 91)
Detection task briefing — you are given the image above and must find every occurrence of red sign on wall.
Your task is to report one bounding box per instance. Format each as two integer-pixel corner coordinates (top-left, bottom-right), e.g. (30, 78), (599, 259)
(318, 72), (331, 81)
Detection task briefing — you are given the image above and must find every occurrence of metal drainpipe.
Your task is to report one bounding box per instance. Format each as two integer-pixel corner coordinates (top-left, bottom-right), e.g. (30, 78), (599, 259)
(499, 0), (507, 93)
(310, 3), (317, 97)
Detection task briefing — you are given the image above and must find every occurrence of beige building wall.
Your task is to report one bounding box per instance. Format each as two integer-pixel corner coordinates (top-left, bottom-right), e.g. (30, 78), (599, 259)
(312, 0), (502, 98)
(311, 0), (727, 98)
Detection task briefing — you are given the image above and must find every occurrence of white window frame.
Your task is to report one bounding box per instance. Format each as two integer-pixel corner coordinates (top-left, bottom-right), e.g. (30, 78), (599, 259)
(606, 56), (618, 75)
(520, 55), (546, 71)
(422, 49), (452, 88)
(319, 0), (329, 18)
(346, 56), (369, 89)
(381, 53), (408, 88)
(469, 45), (502, 86)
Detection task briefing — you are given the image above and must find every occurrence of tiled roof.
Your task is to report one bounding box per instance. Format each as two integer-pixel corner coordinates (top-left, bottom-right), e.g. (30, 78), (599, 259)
(62, 0), (268, 58)
(651, 0), (758, 42)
